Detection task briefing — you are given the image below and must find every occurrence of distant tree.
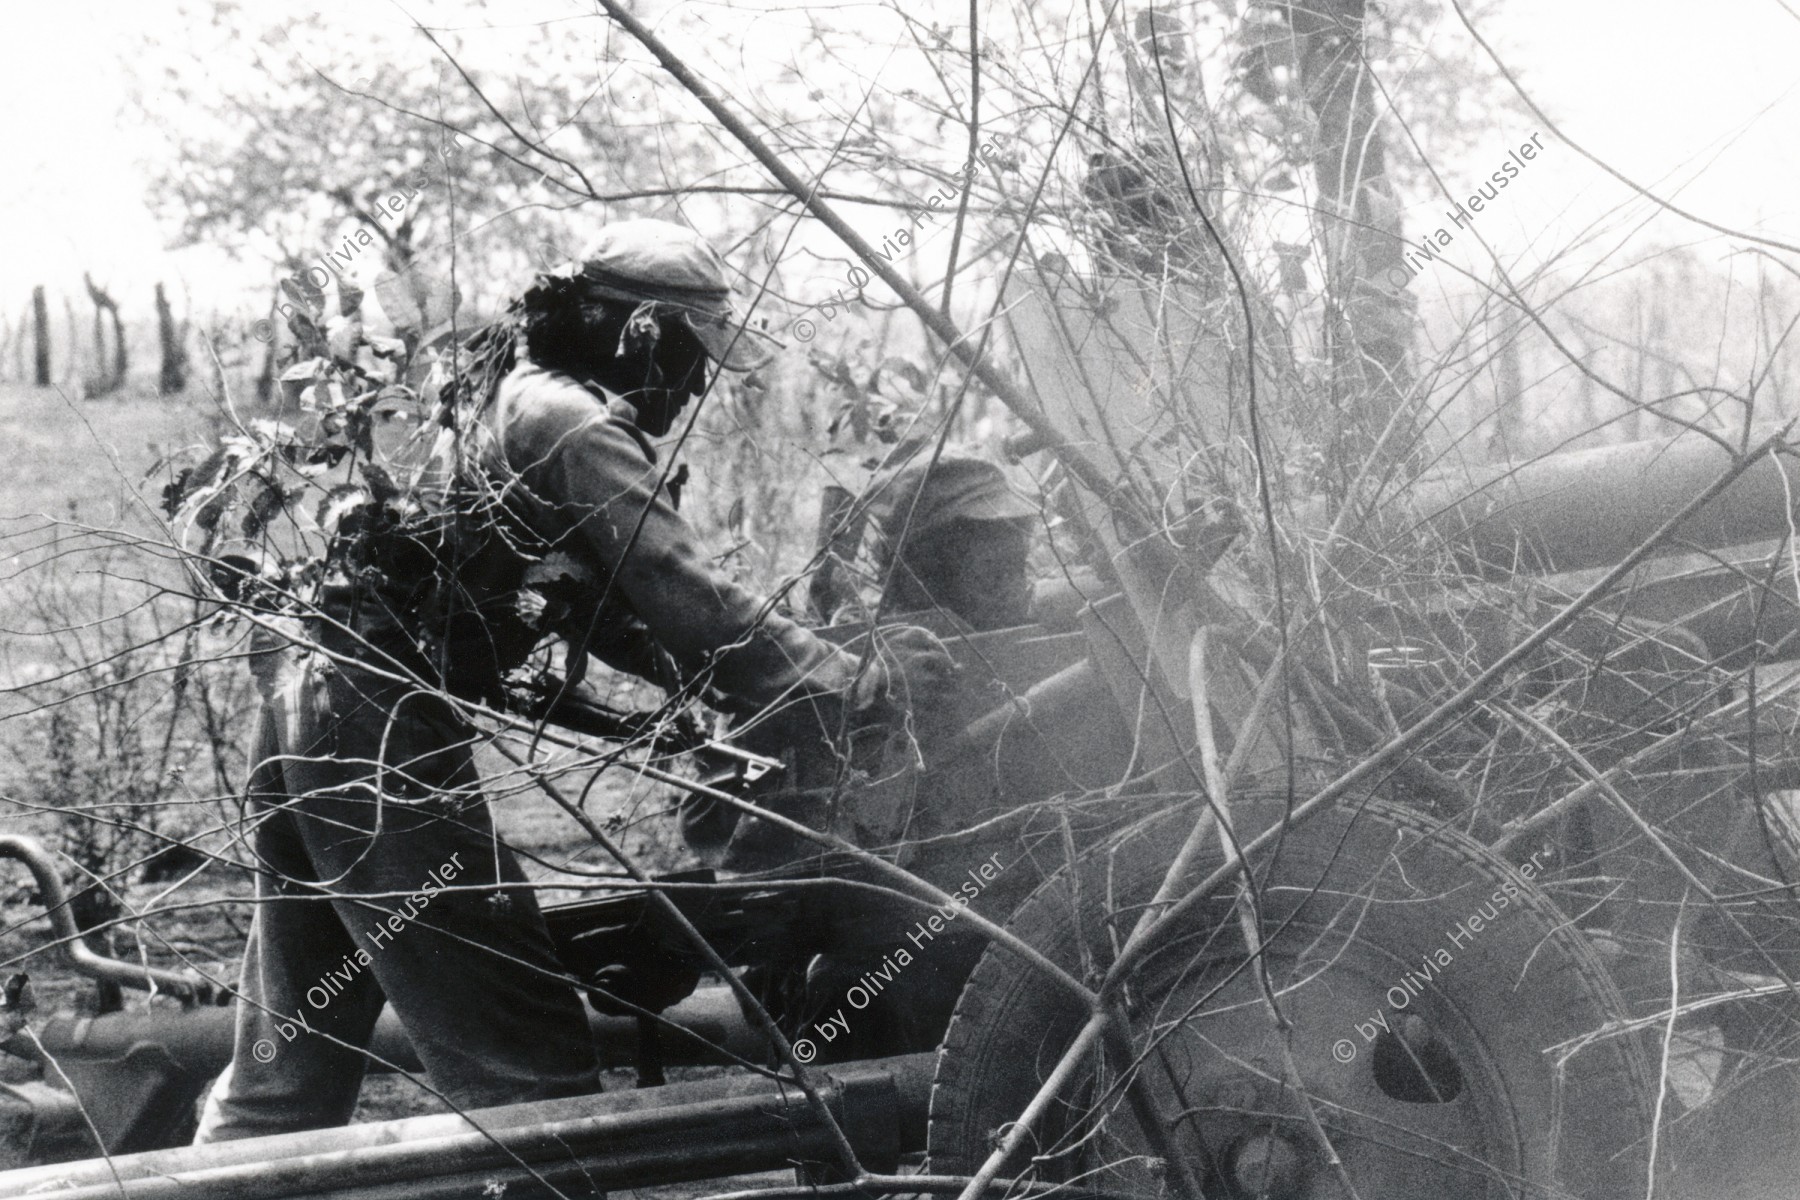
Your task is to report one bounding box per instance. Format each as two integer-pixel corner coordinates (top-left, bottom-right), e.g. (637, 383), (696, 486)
(126, 5), (694, 328)
(1227, 0), (1519, 486)
(62, 296), (78, 386)
(83, 274), (128, 398)
(156, 282), (189, 395)
(30, 286), (49, 386)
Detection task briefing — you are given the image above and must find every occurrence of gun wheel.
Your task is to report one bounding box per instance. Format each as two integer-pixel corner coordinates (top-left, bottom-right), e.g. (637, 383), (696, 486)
(927, 799), (1653, 1199)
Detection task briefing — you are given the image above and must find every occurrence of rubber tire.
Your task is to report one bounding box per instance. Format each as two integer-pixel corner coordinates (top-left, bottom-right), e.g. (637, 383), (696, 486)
(927, 798), (1654, 1199)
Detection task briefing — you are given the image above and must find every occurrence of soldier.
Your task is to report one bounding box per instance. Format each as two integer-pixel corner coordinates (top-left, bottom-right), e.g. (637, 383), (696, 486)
(197, 218), (951, 1141)
(867, 452), (1038, 632)
(863, 450), (1108, 633)
(695, 454), (1080, 1064)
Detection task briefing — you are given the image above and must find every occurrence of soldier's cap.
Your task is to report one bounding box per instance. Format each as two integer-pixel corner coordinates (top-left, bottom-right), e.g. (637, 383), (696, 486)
(565, 219), (776, 372)
(873, 452), (1037, 553)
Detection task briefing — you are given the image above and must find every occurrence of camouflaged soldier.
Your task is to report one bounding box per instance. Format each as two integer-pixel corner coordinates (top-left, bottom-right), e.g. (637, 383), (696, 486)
(868, 452), (1038, 632)
(198, 218), (951, 1141)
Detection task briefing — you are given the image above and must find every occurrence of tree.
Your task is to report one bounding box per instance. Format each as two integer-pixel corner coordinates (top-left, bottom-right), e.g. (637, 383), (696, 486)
(156, 283), (190, 395)
(83, 274), (128, 398)
(127, 5), (692, 326)
(30, 286), (49, 387)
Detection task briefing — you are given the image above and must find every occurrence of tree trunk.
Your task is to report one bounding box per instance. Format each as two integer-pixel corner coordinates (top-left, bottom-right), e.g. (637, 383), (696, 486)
(255, 284), (279, 404)
(208, 331), (227, 409)
(31, 286), (50, 386)
(1282, 0), (1417, 483)
(90, 296), (103, 383)
(63, 295), (79, 384)
(155, 282), (188, 394)
(1640, 292), (1669, 441)
(1489, 318), (1523, 460)
(1575, 332), (1598, 432)
(83, 273), (127, 397)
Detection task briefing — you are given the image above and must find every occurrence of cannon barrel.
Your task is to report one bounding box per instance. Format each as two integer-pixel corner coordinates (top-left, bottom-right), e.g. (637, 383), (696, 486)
(0, 984), (769, 1163)
(1419, 426), (1800, 577)
(1418, 427), (1800, 663)
(0, 1053), (931, 1200)
(3, 983), (764, 1083)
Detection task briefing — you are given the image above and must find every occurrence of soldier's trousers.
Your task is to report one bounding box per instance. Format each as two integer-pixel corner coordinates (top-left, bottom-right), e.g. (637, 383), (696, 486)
(195, 628), (599, 1142)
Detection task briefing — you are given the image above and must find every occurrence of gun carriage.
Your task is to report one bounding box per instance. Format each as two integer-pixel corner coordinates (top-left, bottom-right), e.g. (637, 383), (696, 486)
(5, 269), (1800, 1200)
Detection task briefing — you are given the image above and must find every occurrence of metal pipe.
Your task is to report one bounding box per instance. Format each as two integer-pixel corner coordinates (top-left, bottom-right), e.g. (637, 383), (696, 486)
(0, 1053), (932, 1200)
(1605, 557), (1800, 667)
(4, 984), (766, 1081)
(936, 658), (1099, 763)
(0, 836), (222, 1006)
(1418, 425), (1800, 576)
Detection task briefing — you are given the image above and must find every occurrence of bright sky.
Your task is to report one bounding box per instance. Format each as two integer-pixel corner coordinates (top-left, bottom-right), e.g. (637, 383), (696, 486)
(1396, 0), (1800, 282)
(2, 0), (1798, 323)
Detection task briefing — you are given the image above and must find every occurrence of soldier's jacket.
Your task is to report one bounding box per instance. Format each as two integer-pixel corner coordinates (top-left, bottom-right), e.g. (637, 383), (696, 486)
(336, 361), (860, 713)
(460, 362), (861, 708)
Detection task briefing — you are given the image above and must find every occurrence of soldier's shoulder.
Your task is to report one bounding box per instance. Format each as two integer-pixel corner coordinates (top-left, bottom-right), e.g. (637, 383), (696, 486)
(496, 362), (611, 420)
(492, 363), (654, 465)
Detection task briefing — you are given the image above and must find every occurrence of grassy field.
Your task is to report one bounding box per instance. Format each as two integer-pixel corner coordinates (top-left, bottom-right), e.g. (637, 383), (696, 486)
(0, 377), (211, 828)
(0, 381), (205, 516)
(0, 377), (711, 1140)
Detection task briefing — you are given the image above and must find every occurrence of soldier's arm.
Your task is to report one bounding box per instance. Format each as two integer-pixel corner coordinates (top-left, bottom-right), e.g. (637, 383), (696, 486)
(498, 383), (860, 711)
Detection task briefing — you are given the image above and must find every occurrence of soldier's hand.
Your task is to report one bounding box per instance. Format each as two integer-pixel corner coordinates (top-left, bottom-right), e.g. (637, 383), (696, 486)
(852, 624), (959, 713)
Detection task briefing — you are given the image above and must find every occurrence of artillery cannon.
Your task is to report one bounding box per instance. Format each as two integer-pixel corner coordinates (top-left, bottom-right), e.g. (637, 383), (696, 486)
(6, 272), (1800, 1200)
